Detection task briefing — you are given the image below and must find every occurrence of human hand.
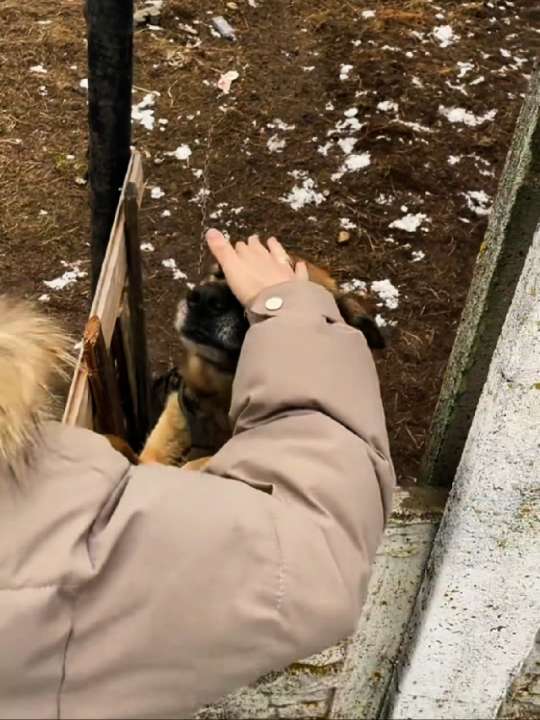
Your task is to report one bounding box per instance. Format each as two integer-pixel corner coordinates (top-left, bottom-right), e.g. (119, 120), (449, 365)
(206, 229), (309, 307)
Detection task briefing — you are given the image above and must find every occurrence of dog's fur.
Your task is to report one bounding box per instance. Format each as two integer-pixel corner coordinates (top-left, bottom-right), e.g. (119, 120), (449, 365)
(0, 296), (73, 469)
(140, 257), (385, 468)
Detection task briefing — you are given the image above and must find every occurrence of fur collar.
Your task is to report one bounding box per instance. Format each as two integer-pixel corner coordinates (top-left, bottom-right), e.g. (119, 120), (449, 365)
(0, 296), (72, 465)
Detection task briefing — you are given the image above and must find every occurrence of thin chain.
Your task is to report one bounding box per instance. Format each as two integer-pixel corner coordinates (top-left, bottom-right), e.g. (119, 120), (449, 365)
(197, 120), (215, 280)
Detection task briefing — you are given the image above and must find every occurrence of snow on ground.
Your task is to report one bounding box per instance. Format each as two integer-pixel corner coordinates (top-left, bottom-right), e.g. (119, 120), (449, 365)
(389, 213), (427, 233)
(281, 171), (326, 210)
(44, 261), (87, 291)
(161, 258), (188, 281)
(165, 144), (192, 161)
(23, 0), (530, 338)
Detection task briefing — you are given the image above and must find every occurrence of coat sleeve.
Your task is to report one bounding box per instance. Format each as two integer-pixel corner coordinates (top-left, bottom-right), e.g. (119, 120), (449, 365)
(63, 282), (395, 719)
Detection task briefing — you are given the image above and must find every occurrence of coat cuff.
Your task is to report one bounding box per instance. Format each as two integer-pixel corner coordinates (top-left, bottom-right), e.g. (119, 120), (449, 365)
(246, 282), (343, 325)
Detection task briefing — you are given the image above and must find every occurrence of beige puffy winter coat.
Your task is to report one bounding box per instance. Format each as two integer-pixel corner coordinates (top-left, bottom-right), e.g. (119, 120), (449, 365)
(0, 283), (395, 719)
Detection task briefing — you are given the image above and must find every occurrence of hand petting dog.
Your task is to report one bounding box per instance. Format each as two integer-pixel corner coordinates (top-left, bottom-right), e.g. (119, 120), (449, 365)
(206, 228), (308, 307)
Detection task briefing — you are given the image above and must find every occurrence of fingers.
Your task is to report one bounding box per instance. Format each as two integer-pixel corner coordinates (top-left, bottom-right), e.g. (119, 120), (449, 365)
(267, 236), (291, 265)
(247, 234), (268, 258)
(295, 260), (309, 280)
(206, 228), (240, 274)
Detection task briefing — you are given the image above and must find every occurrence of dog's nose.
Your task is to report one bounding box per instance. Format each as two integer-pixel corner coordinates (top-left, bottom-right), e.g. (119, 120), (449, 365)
(187, 284), (228, 314)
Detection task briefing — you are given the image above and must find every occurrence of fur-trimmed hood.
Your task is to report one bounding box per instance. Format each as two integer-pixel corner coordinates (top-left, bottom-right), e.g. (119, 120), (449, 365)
(0, 296), (72, 464)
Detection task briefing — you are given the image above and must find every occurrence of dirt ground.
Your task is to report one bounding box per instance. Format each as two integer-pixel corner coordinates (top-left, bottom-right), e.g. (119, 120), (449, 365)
(0, 0), (537, 484)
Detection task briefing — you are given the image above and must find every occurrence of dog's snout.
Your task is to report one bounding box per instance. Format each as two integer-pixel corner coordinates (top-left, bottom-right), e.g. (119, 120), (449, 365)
(186, 283), (231, 314)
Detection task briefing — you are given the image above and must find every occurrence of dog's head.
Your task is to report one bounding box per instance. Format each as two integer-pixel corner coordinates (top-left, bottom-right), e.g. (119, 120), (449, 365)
(174, 257), (385, 400)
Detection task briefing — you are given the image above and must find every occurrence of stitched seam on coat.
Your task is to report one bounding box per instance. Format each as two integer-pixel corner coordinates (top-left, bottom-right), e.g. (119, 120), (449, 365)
(267, 501), (286, 614)
(56, 624), (73, 719)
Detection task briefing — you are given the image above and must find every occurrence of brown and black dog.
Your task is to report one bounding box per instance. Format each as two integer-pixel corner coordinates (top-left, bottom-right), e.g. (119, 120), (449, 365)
(139, 256), (385, 470)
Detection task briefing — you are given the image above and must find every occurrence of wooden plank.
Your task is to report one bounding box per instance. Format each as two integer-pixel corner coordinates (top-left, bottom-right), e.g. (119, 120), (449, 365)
(83, 315), (124, 437)
(124, 181), (151, 446)
(63, 150), (144, 428)
(86, 0), (134, 292)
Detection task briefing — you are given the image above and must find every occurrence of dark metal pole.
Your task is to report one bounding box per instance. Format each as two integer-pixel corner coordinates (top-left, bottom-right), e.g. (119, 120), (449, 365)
(86, 0), (133, 293)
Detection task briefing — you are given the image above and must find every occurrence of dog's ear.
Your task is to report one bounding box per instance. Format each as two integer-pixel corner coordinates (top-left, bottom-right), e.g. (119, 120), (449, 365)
(336, 293), (386, 350)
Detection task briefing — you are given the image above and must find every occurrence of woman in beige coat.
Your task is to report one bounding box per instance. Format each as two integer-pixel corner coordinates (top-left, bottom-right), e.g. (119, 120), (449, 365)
(0, 231), (395, 719)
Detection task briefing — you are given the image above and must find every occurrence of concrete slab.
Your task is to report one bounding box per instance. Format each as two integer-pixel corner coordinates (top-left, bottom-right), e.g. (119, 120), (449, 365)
(387, 226), (540, 719)
(421, 68), (540, 486)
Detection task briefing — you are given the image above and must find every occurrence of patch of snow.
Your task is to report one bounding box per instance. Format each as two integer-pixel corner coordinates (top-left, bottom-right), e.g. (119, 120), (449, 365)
(433, 25), (458, 47)
(375, 314), (396, 328)
(412, 76), (424, 88)
(371, 279), (399, 309)
(376, 193), (393, 206)
(411, 250), (426, 262)
(361, 10), (375, 19)
(30, 64), (47, 74)
(500, 48), (512, 58)
(332, 152), (371, 181)
(79, 78), (88, 90)
(439, 106), (497, 127)
(326, 101), (335, 111)
(463, 190), (491, 216)
(346, 153), (371, 171)
(44, 261), (87, 291)
(340, 218), (357, 230)
(190, 188), (210, 205)
(470, 75), (485, 86)
(377, 100), (399, 113)
(140, 242), (155, 252)
(281, 172), (326, 211)
(318, 142), (332, 156)
(340, 64), (353, 81)
(268, 118), (296, 131)
(448, 154), (462, 165)
(132, 93), (158, 130)
(217, 70), (239, 95)
(338, 137), (357, 155)
(341, 278), (367, 294)
(344, 108), (358, 118)
(165, 144), (192, 161)
(330, 116), (365, 135)
(267, 135), (286, 153)
(389, 212), (427, 233)
(457, 61), (474, 78)
(38, 294), (50, 302)
(161, 210), (171, 217)
(150, 186), (165, 199)
(162, 258), (188, 281)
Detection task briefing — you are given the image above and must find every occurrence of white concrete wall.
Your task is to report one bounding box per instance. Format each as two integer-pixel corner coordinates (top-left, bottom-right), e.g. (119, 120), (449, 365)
(388, 225), (540, 719)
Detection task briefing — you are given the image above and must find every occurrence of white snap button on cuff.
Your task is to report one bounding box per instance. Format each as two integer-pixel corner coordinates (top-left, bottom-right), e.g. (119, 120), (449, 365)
(265, 296), (283, 311)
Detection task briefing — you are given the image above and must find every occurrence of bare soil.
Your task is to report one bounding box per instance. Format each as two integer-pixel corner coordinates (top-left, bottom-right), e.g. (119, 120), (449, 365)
(0, 0), (537, 483)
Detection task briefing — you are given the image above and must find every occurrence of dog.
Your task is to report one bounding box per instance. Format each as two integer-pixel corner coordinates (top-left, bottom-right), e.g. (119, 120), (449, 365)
(139, 255), (386, 470)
